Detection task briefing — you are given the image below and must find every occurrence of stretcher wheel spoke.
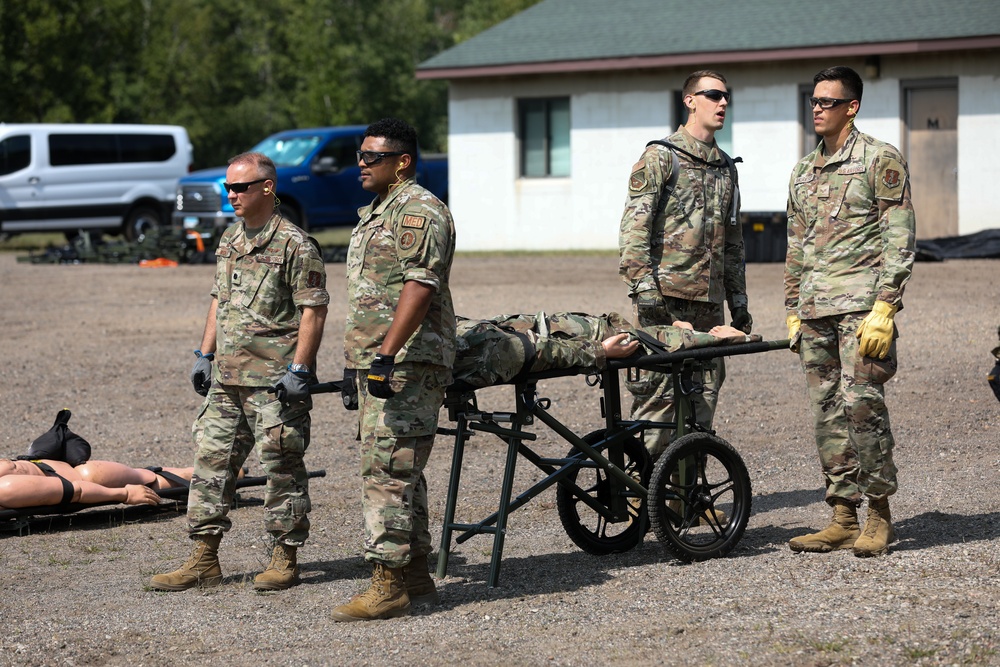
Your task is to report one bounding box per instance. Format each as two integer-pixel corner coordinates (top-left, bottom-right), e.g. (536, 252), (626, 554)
(556, 429), (651, 555)
(648, 433), (751, 562)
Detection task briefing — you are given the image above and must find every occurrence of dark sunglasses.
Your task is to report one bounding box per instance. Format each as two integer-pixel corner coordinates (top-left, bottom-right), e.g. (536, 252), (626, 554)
(693, 89), (731, 103)
(809, 97), (853, 110)
(356, 150), (404, 166)
(223, 178), (267, 194)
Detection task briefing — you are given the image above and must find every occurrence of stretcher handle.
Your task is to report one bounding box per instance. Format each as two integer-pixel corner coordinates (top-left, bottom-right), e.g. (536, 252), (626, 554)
(309, 380), (344, 395)
(609, 337), (791, 370)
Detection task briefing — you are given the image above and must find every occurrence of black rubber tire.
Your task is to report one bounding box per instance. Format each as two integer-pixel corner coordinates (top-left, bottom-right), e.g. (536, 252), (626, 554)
(556, 429), (651, 555)
(123, 204), (163, 242)
(648, 432), (751, 562)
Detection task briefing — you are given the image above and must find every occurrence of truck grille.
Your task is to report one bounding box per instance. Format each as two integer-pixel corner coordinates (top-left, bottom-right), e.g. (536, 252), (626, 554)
(178, 184), (222, 213)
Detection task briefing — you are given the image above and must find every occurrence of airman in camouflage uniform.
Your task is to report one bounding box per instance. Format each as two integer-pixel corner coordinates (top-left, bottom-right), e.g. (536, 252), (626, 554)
(454, 312), (757, 388)
(785, 66), (915, 558)
(332, 118), (455, 622)
(150, 151), (329, 592)
(619, 70), (751, 459)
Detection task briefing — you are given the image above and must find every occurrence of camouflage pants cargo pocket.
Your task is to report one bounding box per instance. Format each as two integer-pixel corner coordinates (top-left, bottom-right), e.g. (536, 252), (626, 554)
(360, 363), (450, 567)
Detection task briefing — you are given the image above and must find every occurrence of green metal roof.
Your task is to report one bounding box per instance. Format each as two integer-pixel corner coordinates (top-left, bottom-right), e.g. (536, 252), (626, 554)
(419, 0), (1000, 73)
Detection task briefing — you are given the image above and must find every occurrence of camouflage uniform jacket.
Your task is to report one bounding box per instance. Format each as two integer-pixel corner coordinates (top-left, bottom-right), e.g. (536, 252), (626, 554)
(619, 126), (747, 309)
(344, 177), (456, 369)
(784, 127), (916, 319)
(211, 213), (329, 386)
(453, 312), (758, 388)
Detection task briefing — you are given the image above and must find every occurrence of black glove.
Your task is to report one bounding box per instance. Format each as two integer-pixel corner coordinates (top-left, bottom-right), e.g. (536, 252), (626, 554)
(989, 360), (1000, 402)
(635, 289), (665, 321)
(342, 368), (359, 410)
(367, 354), (396, 399)
(730, 307), (753, 334)
(191, 350), (214, 396)
(273, 366), (312, 405)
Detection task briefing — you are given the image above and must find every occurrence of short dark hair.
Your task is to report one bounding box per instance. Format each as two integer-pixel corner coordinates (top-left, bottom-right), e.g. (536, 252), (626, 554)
(228, 151), (277, 181)
(683, 70), (727, 97)
(814, 66), (864, 102)
(364, 118), (418, 159)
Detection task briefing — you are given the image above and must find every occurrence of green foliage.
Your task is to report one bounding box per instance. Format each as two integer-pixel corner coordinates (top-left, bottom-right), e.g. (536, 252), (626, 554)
(0, 0), (542, 167)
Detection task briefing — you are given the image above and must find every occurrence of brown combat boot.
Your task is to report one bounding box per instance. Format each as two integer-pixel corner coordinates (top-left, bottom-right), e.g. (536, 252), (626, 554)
(853, 498), (895, 557)
(330, 563), (410, 622)
(253, 543), (301, 591)
(149, 534), (223, 591)
(788, 499), (861, 553)
(402, 554), (440, 606)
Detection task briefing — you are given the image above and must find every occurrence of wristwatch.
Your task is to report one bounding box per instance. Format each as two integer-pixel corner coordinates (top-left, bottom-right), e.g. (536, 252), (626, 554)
(289, 363), (310, 374)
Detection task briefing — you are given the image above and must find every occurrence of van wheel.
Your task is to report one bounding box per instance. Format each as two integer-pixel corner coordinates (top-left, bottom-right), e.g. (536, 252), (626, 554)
(123, 205), (163, 242)
(278, 203), (305, 230)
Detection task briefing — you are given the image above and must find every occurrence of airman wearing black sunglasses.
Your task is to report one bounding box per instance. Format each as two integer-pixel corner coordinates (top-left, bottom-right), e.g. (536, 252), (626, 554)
(785, 65), (915, 560)
(334, 117), (456, 622)
(150, 150), (329, 594)
(618, 69), (751, 460)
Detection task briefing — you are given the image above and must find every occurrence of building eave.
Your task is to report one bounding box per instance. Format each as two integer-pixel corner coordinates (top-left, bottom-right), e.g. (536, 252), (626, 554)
(416, 35), (1000, 80)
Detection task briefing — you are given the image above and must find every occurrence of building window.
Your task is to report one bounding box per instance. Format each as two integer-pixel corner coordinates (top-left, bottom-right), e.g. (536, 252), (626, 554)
(799, 84), (822, 156)
(519, 97), (570, 177)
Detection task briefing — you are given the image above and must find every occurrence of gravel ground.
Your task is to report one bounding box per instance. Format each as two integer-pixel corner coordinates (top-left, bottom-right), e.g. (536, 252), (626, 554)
(0, 250), (998, 667)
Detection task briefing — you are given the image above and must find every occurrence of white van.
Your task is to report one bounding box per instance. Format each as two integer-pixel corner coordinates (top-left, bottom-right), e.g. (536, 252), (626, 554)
(0, 123), (192, 240)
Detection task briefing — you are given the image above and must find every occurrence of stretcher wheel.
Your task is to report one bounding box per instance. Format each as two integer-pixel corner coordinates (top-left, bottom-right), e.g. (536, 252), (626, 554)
(647, 432), (751, 562)
(556, 429), (651, 555)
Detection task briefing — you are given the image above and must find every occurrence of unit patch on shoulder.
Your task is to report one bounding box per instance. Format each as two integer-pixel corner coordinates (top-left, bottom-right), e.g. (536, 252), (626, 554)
(875, 157), (906, 200)
(306, 271), (323, 288)
(629, 169), (648, 193)
(399, 229), (417, 251)
(402, 214), (426, 229)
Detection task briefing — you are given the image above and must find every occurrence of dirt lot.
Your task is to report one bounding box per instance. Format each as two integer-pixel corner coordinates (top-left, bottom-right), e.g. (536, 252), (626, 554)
(0, 251), (997, 666)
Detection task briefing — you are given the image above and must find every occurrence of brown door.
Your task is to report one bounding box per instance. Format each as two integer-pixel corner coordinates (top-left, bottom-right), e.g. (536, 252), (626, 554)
(905, 83), (958, 239)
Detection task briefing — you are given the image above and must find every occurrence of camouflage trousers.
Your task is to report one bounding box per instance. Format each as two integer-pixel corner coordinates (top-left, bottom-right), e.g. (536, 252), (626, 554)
(627, 296), (725, 458)
(187, 383), (313, 545)
(799, 313), (898, 504)
(358, 362), (451, 568)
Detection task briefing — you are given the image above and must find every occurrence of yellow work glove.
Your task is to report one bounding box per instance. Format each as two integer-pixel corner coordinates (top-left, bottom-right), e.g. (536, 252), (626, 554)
(786, 313), (801, 353)
(856, 301), (898, 359)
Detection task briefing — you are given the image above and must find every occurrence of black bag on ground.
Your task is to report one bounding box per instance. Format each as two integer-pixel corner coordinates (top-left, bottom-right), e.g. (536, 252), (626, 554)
(18, 409), (92, 466)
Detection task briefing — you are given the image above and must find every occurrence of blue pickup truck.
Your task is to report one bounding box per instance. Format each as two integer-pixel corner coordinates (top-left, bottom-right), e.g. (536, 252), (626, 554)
(172, 125), (447, 235)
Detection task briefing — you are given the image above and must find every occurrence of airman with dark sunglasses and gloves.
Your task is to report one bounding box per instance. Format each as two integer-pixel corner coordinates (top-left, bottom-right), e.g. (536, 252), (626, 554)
(785, 66), (915, 558)
(618, 69), (750, 460)
(334, 118), (456, 622)
(150, 151), (329, 593)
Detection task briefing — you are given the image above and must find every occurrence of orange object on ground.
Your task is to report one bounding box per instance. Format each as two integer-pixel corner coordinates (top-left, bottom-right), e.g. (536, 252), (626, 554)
(139, 258), (179, 268)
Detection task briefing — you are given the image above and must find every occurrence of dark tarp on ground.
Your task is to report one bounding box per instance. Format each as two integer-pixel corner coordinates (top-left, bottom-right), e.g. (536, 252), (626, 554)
(915, 229), (1000, 262)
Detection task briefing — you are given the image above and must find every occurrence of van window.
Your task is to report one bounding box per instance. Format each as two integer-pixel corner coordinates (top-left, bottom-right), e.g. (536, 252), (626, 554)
(49, 133), (177, 166)
(0, 134), (31, 175)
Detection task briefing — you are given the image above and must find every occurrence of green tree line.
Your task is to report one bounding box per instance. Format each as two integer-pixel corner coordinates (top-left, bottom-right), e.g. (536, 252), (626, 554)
(0, 0), (540, 168)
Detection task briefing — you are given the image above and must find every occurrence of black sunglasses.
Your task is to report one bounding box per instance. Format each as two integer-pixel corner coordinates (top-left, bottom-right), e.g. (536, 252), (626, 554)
(809, 97), (853, 110)
(693, 89), (731, 103)
(356, 150), (404, 166)
(223, 178), (267, 194)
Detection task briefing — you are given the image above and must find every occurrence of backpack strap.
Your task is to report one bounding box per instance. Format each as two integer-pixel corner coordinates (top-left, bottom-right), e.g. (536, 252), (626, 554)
(649, 140), (742, 225)
(644, 141), (680, 219)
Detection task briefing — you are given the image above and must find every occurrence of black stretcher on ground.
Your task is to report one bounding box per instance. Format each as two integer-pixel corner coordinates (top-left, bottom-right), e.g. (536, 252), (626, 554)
(0, 468), (327, 523)
(313, 338), (788, 588)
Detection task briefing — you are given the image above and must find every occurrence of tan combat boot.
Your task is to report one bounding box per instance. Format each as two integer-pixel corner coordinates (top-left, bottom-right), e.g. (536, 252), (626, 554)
(330, 563), (410, 622)
(253, 543), (301, 591)
(788, 499), (861, 553)
(853, 498), (896, 558)
(402, 554), (440, 606)
(149, 534), (223, 591)
(668, 499), (729, 527)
